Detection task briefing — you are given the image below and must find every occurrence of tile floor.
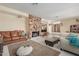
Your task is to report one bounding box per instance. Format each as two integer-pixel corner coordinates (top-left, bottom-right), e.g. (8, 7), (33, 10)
(31, 36), (75, 56)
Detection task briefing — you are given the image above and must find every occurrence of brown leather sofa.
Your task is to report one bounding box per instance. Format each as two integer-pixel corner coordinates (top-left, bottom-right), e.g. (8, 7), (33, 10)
(0, 30), (27, 45)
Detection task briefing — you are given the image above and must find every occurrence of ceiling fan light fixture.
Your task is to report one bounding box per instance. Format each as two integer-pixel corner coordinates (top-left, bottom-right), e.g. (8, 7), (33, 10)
(32, 3), (38, 6)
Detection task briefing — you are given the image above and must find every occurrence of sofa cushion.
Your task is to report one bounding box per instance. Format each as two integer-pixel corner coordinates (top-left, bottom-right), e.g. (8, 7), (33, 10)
(11, 31), (19, 37)
(1, 31), (11, 38)
(11, 37), (20, 40)
(3, 37), (11, 41)
(18, 31), (23, 36)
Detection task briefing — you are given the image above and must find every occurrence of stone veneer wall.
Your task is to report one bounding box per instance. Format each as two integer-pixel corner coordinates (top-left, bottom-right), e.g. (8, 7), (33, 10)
(28, 15), (41, 38)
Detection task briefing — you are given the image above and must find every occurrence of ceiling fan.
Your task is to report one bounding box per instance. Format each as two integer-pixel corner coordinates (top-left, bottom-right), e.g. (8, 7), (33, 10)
(32, 3), (38, 6)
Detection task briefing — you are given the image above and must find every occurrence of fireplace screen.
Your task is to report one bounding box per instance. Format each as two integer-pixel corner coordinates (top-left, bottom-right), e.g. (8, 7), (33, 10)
(32, 31), (39, 37)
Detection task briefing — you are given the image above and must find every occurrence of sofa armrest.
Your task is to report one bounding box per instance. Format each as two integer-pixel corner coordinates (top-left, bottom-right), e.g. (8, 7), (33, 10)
(60, 37), (69, 44)
(60, 37), (70, 49)
(60, 37), (79, 55)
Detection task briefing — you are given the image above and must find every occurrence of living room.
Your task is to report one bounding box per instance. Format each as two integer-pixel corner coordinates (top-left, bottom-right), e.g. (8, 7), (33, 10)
(0, 3), (79, 56)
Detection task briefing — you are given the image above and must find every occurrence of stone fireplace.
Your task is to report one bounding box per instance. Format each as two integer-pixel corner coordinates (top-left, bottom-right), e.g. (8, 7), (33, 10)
(32, 31), (39, 37)
(28, 15), (41, 38)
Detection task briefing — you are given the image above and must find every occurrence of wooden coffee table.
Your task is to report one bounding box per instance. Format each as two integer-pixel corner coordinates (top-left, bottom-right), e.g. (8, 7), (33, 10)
(45, 39), (60, 47)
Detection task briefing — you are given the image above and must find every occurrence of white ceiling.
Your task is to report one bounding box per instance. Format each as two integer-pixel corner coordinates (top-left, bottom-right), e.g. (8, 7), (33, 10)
(0, 3), (79, 20)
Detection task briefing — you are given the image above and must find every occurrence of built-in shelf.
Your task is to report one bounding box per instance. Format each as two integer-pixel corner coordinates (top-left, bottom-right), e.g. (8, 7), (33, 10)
(70, 24), (79, 33)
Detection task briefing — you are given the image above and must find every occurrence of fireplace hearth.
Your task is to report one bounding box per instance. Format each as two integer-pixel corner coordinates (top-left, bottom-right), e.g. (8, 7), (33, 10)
(32, 31), (39, 37)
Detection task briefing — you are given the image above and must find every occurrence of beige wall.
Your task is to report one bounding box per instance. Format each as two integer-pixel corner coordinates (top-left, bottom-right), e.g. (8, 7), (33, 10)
(0, 12), (28, 32)
(0, 5), (29, 32)
(60, 17), (79, 33)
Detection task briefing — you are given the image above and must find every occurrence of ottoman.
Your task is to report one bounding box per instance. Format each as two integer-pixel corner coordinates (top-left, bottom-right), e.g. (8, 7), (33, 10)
(16, 45), (33, 56)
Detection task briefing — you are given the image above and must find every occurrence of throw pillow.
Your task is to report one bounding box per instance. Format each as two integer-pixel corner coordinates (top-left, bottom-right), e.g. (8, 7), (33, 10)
(67, 33), (79, 48)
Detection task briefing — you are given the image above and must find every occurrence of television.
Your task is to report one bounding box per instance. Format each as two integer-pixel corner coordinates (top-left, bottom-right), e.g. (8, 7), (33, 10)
(41, 29), (47, 32)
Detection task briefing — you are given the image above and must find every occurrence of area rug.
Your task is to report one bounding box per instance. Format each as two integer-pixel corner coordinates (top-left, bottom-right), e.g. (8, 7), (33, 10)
(7, 40), (60, 56)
